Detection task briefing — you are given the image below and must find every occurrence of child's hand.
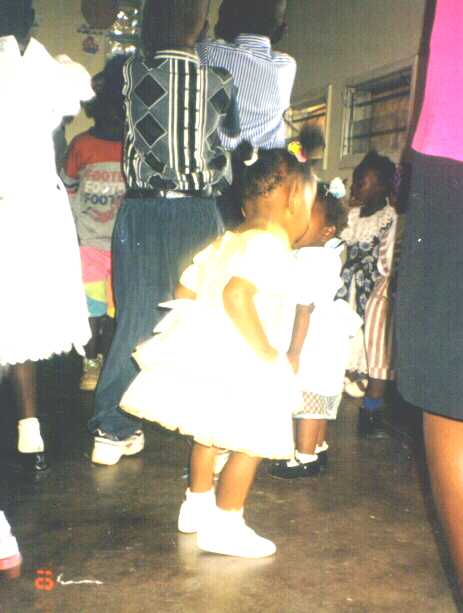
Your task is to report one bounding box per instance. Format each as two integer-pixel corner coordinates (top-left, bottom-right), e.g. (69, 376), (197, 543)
(287, 351), (300, 373)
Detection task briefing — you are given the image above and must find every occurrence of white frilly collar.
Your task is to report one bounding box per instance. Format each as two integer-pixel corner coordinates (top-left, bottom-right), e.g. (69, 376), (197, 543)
(341, 202), (396, 245)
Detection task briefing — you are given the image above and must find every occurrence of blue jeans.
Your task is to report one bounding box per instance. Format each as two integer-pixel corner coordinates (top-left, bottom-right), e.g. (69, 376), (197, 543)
(88, 195), (223, 439)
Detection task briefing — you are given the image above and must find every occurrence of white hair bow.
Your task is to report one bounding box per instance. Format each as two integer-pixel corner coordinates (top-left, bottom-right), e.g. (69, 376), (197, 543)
(328, 177), (346, 199)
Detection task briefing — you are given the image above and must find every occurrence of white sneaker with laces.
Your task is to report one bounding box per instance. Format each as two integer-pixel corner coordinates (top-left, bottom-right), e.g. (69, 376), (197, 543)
(178, 488), (216, 534)
(197, 507), (276, 559)
(91, 430), (145, 465)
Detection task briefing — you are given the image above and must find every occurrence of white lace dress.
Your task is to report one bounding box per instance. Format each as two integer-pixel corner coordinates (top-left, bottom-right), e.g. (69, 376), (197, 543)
(0, 36), (93, 365)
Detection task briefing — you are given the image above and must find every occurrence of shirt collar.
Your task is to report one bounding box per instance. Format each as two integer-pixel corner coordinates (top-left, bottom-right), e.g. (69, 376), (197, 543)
(234, 34), (272, 55)
(152, 48), (200, 65)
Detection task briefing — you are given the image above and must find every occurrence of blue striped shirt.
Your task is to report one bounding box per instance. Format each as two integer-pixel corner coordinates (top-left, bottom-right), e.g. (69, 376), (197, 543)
(197, 34), (296, 150)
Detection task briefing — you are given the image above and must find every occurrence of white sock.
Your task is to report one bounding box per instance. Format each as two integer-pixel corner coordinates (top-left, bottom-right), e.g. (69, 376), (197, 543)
(315, 441), (329, 454)
(214, 506), (243, 522)
(17, 418), (44, 453)
(186, 488), (215, 502)
(295, 451), (318, 464)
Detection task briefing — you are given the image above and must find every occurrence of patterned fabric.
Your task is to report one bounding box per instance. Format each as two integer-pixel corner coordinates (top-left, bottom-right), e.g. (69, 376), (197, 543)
(123, 49), (239, 195)
(338, 204), (400, 380)
(198, 34), (296, 150)
(80, 247), (114, 318)
(337, 205), (396, 317)
(294, 391), (342, 421)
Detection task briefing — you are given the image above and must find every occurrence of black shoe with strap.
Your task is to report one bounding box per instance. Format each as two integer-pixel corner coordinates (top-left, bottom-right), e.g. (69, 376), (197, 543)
(268, 459), (321, 479)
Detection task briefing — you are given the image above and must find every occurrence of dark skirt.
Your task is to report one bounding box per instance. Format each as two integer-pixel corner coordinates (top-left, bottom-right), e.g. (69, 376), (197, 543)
(396, 152), (463, 419)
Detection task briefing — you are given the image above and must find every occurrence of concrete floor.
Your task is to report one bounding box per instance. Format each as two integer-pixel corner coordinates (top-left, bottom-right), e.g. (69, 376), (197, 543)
(0, 353), (461, 613)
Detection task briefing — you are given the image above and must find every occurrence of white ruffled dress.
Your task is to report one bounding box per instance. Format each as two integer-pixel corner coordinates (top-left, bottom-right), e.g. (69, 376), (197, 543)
(121, 230), (301, 460)
(0, 36), (94, 365)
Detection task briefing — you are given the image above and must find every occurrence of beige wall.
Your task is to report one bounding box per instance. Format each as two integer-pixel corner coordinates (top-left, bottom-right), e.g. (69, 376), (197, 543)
(280, 0), (426, 179)
(34, 0), (109, 139)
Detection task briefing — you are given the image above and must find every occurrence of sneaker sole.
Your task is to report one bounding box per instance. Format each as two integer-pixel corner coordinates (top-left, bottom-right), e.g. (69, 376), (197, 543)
(91, 435), (145, 466)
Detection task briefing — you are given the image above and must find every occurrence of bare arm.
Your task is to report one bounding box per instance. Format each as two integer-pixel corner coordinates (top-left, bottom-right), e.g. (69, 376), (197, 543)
(223, 277), (277, 361)
(287, 304), (314, 373)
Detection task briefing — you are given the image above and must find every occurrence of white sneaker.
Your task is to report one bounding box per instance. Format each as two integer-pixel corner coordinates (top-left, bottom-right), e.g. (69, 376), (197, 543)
(17, 418), (44, 454)
(197, 508), (276, 559)
(91, 430), (145, 465)
(178, 489), (216, 534)
(0, 513), (22, 572)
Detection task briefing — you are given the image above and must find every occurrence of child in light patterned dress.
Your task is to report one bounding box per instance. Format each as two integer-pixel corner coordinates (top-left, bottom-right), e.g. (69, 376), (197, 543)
(270, 179), (362, 479)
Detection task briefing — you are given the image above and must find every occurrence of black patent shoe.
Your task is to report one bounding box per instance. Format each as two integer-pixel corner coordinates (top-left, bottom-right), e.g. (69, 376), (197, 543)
(20, 452), (50, 473)
(357, 408), (388, 439)
(268, 459), (320, 479)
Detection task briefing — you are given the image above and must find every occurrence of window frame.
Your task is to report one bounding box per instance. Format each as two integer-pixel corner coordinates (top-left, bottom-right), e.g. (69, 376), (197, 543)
(339, 57), (419, 169)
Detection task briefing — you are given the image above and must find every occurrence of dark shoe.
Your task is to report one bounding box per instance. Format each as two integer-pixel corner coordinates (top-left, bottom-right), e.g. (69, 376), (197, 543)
(358, 408), (388, 439)
(20, 452), (49, 473)
(268, 459), (320, 479)
(318, 450), (328, 469)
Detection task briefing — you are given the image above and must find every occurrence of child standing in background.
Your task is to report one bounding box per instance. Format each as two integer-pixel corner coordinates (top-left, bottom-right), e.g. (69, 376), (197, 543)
(63, 56), (127, 391)
(270, 179), (362, 479)
(339, 152), (400, 438)
(120, 147), (316, 558)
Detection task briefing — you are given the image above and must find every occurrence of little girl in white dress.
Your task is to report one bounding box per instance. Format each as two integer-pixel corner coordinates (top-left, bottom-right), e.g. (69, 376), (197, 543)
(121, 146), (317, 559)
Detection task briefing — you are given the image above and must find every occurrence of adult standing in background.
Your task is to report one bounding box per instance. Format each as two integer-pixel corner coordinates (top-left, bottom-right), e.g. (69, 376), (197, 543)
(88, 0), (239, 466)
(197, 0), (296, 226)
(396, 0), (463, 592)
(0, 0), (93, 471)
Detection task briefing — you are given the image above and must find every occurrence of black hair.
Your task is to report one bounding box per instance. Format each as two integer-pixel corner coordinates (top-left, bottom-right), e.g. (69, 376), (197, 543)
(85, 55), (128, 125)
(236, 144), (313, 203)
(299, 125), (325, 157)
(354, 151), (396, 193)
(316, 183), (348, 235)
(0, 0), (34, 40)
(215, 0), (286, 42)
(142, 0), (210, 56)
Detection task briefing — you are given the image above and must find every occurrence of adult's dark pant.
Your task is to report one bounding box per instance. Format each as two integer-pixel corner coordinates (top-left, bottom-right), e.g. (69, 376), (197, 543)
(88, 195), (223, 439)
